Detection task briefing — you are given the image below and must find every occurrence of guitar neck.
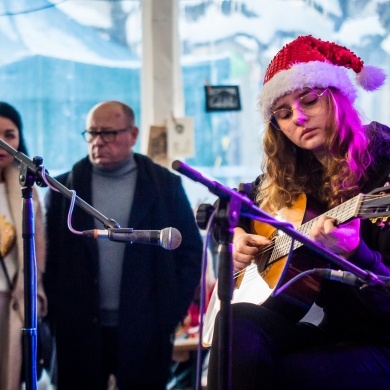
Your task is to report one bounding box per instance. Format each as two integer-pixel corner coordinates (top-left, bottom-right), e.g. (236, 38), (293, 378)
(269, 194), (363, 263)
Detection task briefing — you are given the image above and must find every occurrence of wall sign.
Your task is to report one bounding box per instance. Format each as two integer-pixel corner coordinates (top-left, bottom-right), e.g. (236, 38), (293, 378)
(205, 85), (241, 112)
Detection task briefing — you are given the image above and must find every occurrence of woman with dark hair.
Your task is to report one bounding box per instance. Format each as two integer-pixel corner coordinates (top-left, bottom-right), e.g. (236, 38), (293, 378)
(0, 103), (28, 156)
(207, 36), (390, 389)
(0, 102), (47, 390)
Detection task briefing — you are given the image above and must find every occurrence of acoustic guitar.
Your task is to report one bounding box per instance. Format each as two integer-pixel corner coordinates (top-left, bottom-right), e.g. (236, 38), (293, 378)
(202, 187), (390, 347)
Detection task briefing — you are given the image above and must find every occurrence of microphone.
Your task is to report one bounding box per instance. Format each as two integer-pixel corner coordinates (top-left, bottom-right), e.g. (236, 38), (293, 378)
(83, 227), (182, 250)
(313, 268), (363, 286)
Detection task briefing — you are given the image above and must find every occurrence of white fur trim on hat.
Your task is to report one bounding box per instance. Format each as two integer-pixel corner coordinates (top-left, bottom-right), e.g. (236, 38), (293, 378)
(259, 61), (357, 121)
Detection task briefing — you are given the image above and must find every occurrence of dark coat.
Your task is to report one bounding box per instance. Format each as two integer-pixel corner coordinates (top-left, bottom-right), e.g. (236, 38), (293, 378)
(43, 154), (203, 389)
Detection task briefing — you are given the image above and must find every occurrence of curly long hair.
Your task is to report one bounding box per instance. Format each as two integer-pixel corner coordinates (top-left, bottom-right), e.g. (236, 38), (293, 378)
(256, 88), (372, 211)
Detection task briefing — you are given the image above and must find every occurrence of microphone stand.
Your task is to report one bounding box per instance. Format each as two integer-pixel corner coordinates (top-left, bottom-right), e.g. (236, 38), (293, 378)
(19, 156), (40, 390)
(212, 196), (240, 390)
(171, 160), (385, 390)
(0, 140), (119, 390)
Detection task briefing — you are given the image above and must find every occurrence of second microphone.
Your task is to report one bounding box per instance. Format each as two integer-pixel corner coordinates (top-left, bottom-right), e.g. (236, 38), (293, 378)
(83, 227), (182, 250)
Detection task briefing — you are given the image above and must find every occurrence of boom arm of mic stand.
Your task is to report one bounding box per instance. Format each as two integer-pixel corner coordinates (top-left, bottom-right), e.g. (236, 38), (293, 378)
(0, 139), (119, 229)
(41, 173), (119, 229)
(171, 160), (384, 287)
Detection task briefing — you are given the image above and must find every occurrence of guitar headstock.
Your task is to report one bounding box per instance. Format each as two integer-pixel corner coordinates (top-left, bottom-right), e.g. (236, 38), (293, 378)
(367, 185), (390, 195)
(363, 185), (390, 228)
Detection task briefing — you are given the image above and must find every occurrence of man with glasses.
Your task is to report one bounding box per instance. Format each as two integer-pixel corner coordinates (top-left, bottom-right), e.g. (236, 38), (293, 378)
(44, 101), (203, 390)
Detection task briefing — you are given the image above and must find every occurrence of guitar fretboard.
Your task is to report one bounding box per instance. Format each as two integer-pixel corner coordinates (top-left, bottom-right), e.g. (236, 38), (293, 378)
(269, 194), (362, 263)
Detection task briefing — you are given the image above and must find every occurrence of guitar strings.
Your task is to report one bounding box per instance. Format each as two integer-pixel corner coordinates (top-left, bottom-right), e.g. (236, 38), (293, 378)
(231, 194), (390, 288)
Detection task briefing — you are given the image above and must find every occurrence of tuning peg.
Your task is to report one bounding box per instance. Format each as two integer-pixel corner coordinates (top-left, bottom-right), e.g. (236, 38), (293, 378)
(373, 217), (390, 228)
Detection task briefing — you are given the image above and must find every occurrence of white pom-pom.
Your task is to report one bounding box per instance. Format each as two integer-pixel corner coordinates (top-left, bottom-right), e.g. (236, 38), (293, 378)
(356, 65), (386, 91)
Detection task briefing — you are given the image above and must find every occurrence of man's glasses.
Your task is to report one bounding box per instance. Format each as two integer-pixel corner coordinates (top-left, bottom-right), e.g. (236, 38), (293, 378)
(270, 89), (328, 131)
(81, 128), (130, 143)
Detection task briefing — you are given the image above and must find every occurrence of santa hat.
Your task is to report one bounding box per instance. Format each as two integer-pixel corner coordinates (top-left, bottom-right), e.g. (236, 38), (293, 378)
(259, 35), (386, 121)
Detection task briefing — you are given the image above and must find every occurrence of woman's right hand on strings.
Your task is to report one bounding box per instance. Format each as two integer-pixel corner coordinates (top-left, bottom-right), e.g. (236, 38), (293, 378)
(233, 227), (271, 272)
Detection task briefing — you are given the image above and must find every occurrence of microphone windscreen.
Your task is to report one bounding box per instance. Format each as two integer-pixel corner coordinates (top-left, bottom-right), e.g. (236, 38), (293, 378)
(161, 227), (182, 250)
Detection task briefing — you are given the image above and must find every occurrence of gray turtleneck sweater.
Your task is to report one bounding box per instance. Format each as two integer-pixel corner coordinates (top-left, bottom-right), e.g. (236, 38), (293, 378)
(91, 154), (138, 326)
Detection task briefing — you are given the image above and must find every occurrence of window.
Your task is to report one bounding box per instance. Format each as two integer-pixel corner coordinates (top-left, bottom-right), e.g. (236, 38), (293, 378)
(1, 0), (389, 206)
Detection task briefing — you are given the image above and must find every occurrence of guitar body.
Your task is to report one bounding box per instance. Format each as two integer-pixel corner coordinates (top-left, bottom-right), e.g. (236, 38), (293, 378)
(202, 194), (328, 346)
(258, 194), (328, 321)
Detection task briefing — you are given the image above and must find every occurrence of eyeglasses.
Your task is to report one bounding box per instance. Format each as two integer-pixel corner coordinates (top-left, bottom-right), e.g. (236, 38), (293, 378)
(270, 89), (328, 131)
(81, 127), (130, 143)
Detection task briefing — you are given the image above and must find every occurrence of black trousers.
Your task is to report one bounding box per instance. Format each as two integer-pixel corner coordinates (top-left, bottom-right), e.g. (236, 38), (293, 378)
(207, 303), (390, 390)
(101, 326), (118, 387)
(101, 326), (168, 390)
